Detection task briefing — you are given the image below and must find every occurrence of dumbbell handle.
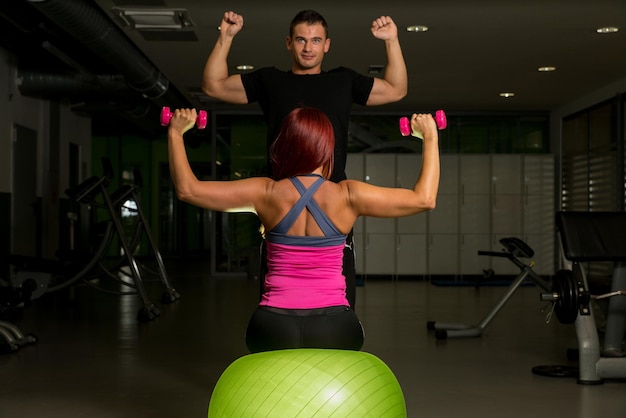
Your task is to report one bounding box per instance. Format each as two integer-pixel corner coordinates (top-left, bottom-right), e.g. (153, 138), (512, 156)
(540, 292), (559, 302)
(160, 106), (208, 129)
(541, 289), (625, 302)
(399, 110), (447, 139)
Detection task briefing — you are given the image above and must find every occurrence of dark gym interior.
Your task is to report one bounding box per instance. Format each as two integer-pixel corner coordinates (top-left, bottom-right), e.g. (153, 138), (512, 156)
(1, 1), (626, 417)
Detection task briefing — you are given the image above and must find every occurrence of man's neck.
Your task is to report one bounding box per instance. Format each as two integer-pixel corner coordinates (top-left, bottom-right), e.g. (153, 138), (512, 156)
(291, 67), (323, 75)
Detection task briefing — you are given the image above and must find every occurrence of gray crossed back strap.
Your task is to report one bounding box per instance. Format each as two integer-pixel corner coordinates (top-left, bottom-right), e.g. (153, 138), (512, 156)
(270, 176), (341, 237)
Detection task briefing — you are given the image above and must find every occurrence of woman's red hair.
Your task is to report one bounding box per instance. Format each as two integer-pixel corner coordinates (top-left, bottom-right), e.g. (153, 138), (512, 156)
(270, 107), (335, 180)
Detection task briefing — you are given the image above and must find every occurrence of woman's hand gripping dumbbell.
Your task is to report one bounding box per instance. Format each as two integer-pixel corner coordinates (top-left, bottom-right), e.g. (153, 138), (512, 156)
(160, 106), (208, 129)
(399, 110), (446, 139)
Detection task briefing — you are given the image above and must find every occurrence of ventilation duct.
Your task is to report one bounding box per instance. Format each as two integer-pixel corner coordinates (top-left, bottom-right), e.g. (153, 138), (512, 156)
(26, 0), (186, 107)
(18, 72), (135, 100)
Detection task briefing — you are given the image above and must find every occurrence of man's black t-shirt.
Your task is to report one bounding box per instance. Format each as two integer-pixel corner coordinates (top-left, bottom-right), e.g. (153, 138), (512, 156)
(241, 66), (374, 182)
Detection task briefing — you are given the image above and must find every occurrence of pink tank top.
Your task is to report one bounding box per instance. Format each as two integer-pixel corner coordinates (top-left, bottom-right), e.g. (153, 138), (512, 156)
(259, 175), (349, 309)
(260, 241), (348, 308)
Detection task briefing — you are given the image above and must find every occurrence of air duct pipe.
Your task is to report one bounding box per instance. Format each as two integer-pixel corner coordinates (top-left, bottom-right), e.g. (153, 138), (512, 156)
(18, 72), (135, 100)
(27, 0), (172, 101)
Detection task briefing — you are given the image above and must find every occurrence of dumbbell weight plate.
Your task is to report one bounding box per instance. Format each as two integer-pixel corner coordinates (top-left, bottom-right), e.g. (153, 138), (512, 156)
(197, 110), (208, 129)
(435, 109), (447, 130)
(531, 364), (579, 378)
(553, 269), (578, 324)
(160, 106), (172, 126)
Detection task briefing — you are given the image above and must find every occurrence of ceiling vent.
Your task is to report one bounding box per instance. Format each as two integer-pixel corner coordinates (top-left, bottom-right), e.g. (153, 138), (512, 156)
(112, 7), (198, 41)
(112, 7), (194, 30)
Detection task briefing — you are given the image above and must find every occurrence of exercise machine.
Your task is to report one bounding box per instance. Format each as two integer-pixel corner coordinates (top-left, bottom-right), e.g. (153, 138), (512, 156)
(538, 211), (626, 384)
(62, 161), (179, 321)
(0, 280), (37, 354)
(0, 319), (37, 354)
(105, 168), (180, 304)
(427, 237), (551, 339)
(10, 159), (179, 322)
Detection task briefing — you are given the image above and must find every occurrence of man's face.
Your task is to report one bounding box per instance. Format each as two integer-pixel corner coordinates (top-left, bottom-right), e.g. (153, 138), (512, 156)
(286, 22), (331, 74)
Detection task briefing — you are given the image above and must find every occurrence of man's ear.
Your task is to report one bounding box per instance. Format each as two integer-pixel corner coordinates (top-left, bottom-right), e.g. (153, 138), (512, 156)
(324, 38), (331, 53)
(286, 36), (292, 51)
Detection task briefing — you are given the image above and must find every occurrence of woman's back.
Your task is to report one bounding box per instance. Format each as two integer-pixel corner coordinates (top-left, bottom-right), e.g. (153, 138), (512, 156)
(260, 175), (349, 309)
(257, 174), (357, 238)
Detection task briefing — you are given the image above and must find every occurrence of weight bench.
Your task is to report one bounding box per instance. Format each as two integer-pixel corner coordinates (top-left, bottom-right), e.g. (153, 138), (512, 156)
(427, 237), (551, 339)
(547, 211), (626, 384)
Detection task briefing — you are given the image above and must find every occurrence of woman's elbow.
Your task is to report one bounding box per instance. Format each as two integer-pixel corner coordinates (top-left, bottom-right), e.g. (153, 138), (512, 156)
(174, 187), (194, 203)
(403, 196), (436, 215)
(421, 196), (437, 211)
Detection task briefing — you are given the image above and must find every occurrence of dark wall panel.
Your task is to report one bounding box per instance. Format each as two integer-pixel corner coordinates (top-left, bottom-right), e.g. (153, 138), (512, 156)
(0, 192), (10, 278)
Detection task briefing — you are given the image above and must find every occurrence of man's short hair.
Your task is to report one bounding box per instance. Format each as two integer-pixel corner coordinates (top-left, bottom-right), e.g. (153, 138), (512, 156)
(290, 10), (328, 37)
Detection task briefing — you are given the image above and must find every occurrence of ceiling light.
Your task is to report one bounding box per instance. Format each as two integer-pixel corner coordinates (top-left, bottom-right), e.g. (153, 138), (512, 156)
(499, 92), (515, 98)
(538, 66), (556, 72)
(406, 25), (429, 32)
(596, 26), (619, 34)
(236, 65), (254, 71)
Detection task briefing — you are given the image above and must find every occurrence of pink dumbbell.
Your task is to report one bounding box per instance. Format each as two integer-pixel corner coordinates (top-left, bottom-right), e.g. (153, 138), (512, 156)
(399, 109), (447, 139)
(160, 106), (208, 129)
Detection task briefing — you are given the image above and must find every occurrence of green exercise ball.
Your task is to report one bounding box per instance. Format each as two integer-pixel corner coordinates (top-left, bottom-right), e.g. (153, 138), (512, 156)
(207, 348), (406, 418)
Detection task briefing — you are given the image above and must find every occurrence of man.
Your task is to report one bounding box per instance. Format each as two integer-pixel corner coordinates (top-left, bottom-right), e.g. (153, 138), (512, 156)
(202, 10), (408, 308)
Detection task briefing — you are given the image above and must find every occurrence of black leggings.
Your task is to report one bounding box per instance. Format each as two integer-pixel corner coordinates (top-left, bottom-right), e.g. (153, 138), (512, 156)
(245, 305), (364, 353)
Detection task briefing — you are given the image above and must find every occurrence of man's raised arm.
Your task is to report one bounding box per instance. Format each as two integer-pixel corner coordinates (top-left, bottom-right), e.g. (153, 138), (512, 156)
(366, 16), (408, 106)
(202, 11), (249, 104)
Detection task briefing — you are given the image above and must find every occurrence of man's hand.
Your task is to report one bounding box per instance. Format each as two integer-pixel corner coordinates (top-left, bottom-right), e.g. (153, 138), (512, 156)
(370, 16), (398, 41)
(219, 11), (244, 38)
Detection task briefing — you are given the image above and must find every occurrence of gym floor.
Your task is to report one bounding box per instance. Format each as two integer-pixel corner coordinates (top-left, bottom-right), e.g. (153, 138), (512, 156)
(2, 261), (625, 418)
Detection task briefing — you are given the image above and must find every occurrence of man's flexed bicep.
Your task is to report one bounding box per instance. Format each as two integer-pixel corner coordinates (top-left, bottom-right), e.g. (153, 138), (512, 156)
(202, 11), (249, 104)
(366, 16), (407, 106)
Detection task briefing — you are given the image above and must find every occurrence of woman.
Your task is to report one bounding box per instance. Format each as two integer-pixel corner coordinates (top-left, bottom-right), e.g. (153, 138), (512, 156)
(168, 107), (440, 352)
